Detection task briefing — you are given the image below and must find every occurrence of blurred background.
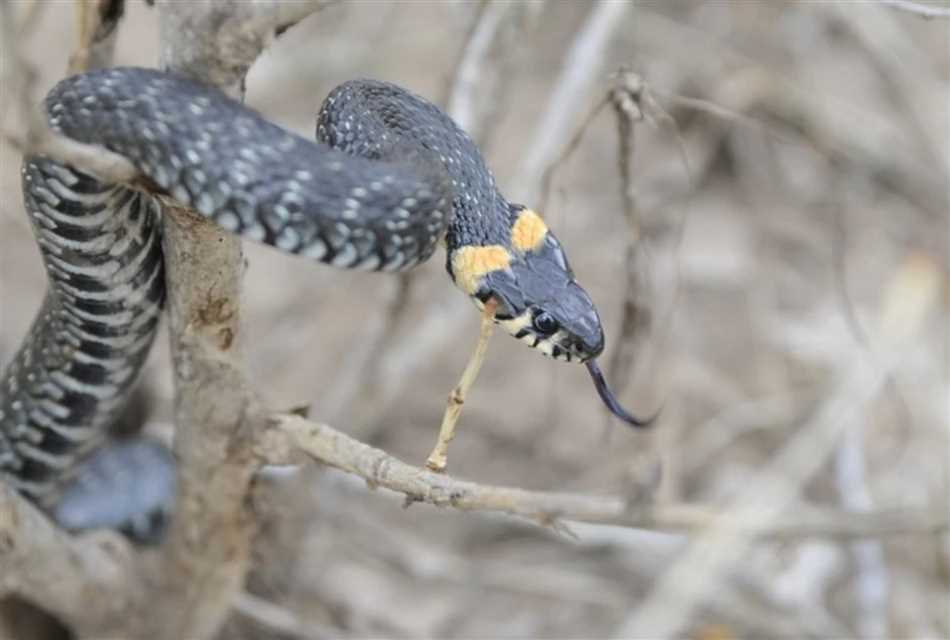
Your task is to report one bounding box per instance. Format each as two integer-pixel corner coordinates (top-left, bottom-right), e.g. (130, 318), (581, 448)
(1, 1), (947, 638)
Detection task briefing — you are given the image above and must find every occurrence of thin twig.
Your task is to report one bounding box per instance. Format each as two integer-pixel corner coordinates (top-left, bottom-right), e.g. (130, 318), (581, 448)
(232, 591), (332, 640)
(634, 8), (946, 217)
(0, 1), (139, 184)
(828, 1), (949, 181)
(359, 0), (632, 437)
(345, 0), (526, 436)
(605, 73), (694, 453)
(514, 0), (631, 204)
(613, 252), (943, 638)
(446, 0), (508, 137)
(833, 424), (890, 638)
(877, 0), (950, 18)
(830, 204), (915, 458)
(426, 299), (497, 472)
(605, 70), (651, 413)
(537, 96), (609, 214)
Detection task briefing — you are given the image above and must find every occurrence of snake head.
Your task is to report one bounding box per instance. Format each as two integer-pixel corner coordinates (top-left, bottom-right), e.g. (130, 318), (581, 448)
(448, 205), (654, 428)
(482, 238), (605, 363)
(449, 207), (603, 362)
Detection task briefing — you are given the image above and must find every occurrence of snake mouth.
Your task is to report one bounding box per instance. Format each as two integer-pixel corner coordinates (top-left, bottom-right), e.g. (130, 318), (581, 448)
(585, 359), (656, 428)
(495, 313), (584, 362)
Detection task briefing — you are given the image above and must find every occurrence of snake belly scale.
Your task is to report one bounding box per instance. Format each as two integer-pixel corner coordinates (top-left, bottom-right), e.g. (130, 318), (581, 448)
(1, 67), (647, 529)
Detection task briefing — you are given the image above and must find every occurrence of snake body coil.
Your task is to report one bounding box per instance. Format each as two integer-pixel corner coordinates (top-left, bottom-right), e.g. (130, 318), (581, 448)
(1, 68), (648, 531)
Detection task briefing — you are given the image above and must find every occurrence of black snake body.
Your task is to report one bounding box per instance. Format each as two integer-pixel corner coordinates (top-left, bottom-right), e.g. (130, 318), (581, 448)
(1, 67), (647, 533)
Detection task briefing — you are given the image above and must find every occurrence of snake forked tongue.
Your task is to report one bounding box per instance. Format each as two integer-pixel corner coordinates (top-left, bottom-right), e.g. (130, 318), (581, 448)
(585, 359), (655, 429)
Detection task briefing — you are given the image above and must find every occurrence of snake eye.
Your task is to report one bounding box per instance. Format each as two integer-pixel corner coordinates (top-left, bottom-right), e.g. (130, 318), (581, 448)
(532, 310), (559, 335)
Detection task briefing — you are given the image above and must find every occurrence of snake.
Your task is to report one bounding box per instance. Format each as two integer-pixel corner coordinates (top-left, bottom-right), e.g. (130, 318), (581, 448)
(0, 67), (650, 537)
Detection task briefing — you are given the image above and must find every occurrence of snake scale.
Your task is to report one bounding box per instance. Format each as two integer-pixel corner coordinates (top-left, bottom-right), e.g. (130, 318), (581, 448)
(0, 67), (648, 537)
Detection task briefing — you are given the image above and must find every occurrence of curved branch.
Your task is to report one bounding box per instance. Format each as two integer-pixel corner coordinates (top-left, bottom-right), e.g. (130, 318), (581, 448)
(260, 414), (947, 540)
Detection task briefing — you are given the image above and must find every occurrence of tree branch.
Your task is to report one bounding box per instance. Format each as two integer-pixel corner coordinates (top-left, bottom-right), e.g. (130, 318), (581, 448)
(145, 3), (327, 639)
(156, 0), (331, 94)
(69, 0), (124, 74)
(0, 1), (139, 184)
(259, 414), (947, 540)
(0, 486), (139, 636)
(877, 0), (950, 18)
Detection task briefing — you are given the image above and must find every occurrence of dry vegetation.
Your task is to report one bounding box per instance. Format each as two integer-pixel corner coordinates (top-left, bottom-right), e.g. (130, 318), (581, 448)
(0, 1), (948, 638)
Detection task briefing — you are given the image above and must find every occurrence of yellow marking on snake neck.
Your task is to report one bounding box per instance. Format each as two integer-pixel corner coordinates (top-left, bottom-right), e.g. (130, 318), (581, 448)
(451, 244), (511, 295)
(511, 208), (548, 253)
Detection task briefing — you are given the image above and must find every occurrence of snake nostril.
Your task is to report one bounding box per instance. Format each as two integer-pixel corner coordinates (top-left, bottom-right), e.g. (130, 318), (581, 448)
(571, 331), (603, 359)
